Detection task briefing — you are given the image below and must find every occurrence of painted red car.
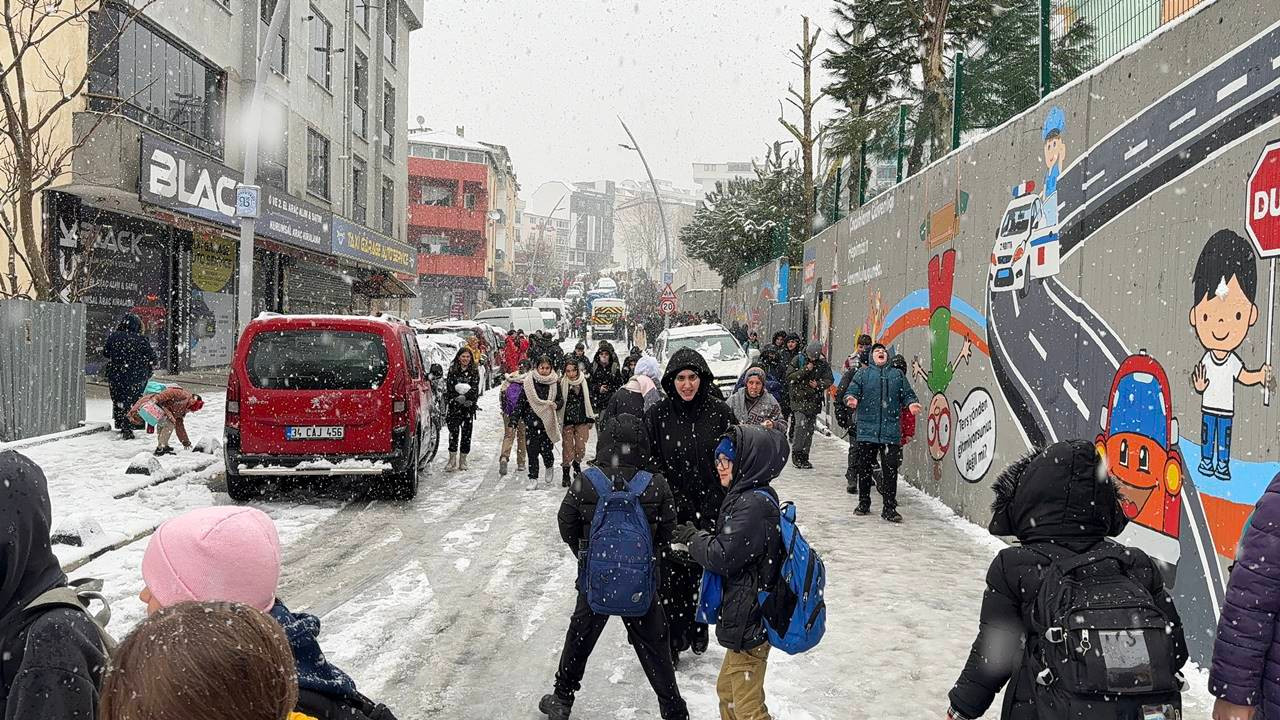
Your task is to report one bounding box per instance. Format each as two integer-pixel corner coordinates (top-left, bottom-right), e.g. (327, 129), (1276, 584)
(1095, 351), (1183, 567)
(224, 313), (439, 501)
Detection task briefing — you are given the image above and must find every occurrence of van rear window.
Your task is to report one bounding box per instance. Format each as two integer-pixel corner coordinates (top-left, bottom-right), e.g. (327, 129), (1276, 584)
(247, 330), (388, 390)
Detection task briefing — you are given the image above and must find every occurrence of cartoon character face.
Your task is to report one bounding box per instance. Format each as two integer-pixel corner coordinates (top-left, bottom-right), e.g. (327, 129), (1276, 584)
(926, 392), (952, 461)
(1189, 275), (1258, 354)
(1044, 134), (1065, 170)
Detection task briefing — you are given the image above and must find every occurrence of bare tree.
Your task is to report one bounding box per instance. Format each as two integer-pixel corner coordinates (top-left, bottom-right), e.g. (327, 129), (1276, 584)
(0, 0), (152, 300)
(779, 15), (827, 242)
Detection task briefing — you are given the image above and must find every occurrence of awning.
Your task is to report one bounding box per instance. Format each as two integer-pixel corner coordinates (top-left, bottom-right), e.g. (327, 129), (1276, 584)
(352, 269), (417, 298)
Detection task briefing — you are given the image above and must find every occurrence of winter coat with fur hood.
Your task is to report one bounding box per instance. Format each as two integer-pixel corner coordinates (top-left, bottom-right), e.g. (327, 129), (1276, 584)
(947, 440), (1187, 720)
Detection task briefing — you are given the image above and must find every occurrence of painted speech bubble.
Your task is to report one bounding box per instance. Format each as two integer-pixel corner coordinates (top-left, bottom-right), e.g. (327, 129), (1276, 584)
(953, 387), (997, 483)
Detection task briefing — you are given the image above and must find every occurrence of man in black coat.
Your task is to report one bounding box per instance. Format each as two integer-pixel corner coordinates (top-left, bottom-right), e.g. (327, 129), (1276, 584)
(674, 425), (785, 720)
(101, 313), (156, 439)
(946, 440), (1187, 720)
(645, 347), (737, 663)
(540, 413), (688, 720)
(0, 451), (108, 720)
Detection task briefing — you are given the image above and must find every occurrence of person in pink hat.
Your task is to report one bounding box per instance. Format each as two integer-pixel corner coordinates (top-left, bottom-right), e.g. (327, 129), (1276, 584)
(140, 506), (400, 720)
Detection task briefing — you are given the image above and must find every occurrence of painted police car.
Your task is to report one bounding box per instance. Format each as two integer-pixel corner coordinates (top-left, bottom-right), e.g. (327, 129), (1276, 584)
(988, 181), (1060, 295)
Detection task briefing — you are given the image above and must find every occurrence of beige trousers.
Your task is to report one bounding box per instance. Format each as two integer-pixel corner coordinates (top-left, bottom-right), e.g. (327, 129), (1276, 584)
(716, 642), (771, 720)
(561, 423), (591, 466)
(501, 423), (526, 465)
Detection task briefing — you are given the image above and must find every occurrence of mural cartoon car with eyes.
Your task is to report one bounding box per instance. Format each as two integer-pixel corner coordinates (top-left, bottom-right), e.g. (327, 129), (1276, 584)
(1095, 351), (1183, 572)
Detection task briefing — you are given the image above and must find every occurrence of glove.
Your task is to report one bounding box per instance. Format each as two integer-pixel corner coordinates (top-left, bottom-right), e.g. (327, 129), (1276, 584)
(671, 522), (698, 546)
(946, 707), (973, 720)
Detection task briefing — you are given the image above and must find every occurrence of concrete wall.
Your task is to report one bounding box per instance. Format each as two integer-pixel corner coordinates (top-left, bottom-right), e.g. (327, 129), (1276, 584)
(806, 0), (1280, 662)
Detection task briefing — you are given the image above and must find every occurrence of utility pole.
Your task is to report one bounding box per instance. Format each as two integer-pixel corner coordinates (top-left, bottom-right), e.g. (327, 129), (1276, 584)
(952, 52), (966, 150)
(1039, 0), (1052, 98)
(779, 15), (826, 250)
(618, 117), (673, 334)
(236, 0), (289, 334)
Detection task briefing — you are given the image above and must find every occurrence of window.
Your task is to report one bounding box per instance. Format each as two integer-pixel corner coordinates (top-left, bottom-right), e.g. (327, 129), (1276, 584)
(307, 7), (332, 89)
(382, 82), (395, 159)
(247, 330), (387, 390)
(463, 192), (476, 210)
(352, 50), (368, 138)
(381, 177), (395, 234)
(448, 148), (467, 162)
(416, 181), (452, 206)
(260, 98), (288, 190)
(352, 156), (367, 224)
(354, 0), (370, 32)
(306, 129), (330, 199)
(88, 7), (226, 154)
(467, 150), (486, 164)
(260, 0), (289, 75)
(383, 0), (397, 64)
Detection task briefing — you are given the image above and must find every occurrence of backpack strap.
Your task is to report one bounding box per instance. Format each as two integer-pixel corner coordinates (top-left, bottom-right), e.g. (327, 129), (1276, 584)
(753, 489), (780, 507)
(582, 466), (612, 497)
(24, 579), (116, 654)
(628, 470), (653, 495)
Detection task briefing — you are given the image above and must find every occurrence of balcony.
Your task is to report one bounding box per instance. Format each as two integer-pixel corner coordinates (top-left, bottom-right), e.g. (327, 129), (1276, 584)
(409, 203), (487, 233)
(419, 253), (486, 278)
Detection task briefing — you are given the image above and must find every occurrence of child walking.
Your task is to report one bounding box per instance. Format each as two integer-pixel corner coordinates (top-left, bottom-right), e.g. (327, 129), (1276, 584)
(559, 358), (595, 487)
(518, 355), (563, 490)
(499, 359), (531, 477)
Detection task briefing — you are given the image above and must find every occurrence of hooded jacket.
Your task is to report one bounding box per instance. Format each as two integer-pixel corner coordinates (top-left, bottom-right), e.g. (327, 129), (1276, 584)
(727, 369), (786, 430)
(787, 343), (832, 416)
(444, 348), (482, 425)
(948, 440), (1187, 720)
(688, 425), (786, 652)
(101, 314), (156, 385)
(0, 451), (107, 720)
(557, 413), (677, 557)
(270, 601), (388, 720)
(645, 347), (738, 528)
(844, 360), (918, 444)
(1210, 471), (1280, 716)
(588, 347), (624, 411)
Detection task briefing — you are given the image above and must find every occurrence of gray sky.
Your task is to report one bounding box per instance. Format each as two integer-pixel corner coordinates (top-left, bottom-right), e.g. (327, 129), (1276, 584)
(407, 1), (838, 195)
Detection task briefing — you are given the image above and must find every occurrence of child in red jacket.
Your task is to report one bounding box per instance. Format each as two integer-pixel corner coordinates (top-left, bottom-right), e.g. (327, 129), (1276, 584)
(892, 355), (917, 446)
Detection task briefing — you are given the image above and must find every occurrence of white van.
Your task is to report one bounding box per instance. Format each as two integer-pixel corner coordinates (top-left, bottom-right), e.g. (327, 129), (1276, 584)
(534, 298), (568, 339)
(474, 306), (544, 335)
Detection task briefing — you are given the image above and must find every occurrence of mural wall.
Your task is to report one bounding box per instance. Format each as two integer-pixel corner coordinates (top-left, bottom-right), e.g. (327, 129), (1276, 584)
(805, 1), (1280, 662)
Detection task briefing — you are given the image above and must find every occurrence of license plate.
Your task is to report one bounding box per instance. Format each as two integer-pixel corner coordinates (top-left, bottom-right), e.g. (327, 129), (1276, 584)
(996, 268), (1012, 279)
(285, 426), (344, 440)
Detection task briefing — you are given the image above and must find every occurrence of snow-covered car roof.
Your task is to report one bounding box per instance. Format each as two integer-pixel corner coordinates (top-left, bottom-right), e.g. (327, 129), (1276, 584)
(658, 323), (733, 339)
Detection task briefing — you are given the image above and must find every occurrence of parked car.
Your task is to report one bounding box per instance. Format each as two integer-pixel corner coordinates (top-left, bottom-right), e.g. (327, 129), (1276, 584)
(655, 323), (750, 396)
(417, 320), (501, 389)
(223, 314), (435, 502)
(473, 306), (545, 336)
(534, 297), (569, 340)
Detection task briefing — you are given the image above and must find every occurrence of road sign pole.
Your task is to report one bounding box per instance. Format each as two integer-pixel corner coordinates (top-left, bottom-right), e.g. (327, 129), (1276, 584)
(1267, 258), (1275, 406)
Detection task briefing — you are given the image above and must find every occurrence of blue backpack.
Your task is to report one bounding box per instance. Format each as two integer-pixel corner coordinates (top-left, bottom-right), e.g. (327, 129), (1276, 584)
(695, 491), (827, 654)
(583, 467), (656, 617)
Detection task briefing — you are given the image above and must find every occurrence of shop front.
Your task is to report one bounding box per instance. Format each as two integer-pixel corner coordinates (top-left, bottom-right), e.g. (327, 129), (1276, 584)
(328, 216), (417, 315)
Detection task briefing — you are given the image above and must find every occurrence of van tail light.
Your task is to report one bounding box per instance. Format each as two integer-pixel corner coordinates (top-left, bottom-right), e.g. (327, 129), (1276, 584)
(392, 374), (410, 428)
(226, 372), (241, 429)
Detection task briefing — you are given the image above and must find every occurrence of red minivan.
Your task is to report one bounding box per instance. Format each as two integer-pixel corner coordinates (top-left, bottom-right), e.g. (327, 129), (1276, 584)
(224, 314), (440, 501)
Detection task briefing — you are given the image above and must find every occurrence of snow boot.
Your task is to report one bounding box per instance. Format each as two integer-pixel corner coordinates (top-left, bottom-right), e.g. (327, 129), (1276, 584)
(690, 623), (709, 655)
(459, 454), (469, 471)
(572, 461), (581, 475)
(525, 474), (539, 491)
(120, 428), (135, 440)
(562, 465), (571, 487)
(882, 509), (903, 523)
(538, 693), (572, 720)
(499, 458), (509, 476)
(445, 452), (459, 472)
(854, 501), (871, 516)
(153, 445), (175, 457)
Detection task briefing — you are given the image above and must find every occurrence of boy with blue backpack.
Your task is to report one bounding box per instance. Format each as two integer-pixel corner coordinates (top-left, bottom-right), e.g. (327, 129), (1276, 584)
(540, 411), (689, 720)
(675, 424), (826, 720)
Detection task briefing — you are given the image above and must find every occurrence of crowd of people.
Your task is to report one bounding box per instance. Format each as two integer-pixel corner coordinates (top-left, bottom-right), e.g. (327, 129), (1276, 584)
(11, 317), (1280, 720)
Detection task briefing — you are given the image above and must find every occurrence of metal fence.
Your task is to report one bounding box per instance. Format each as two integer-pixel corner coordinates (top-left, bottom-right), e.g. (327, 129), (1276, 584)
(1053, 0), (1207, 68)
(1, 300), (86, 442)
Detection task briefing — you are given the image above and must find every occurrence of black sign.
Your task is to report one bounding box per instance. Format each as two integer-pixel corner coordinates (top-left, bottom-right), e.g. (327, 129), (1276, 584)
(140, 132), (239, 227)
(260, 187), (331, 253)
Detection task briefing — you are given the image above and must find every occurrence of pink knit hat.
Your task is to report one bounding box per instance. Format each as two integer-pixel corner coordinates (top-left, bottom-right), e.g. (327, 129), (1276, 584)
(141, 506), (281, 612)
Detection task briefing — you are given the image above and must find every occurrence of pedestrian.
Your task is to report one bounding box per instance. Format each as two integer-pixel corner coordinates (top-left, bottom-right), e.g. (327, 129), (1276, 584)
(787, 341), (831, 469)
(671, 425), (786, 720)
(559, 358), (595, 487)
(835, 334), (875, 494)
(129, 384), (205, 456)
(518, 329), (531, 362)
(744, 329), (760, 352)
(0, 450), (110, 720)
(842, 343), (921, 522)
(102, 313), (156, 440)
(589, 343), (624, 411)
(782, 333), (802, 369)
(947, 440), (1187, 720)
(623, 354), (639, 379)
(499, 359), (531, 476)
(570, 341), (590, 373)
(728, 366), (786, 432)
(770, 331), (788, 354)
(502, 332), (522, 374)
(634, 323), (648, 352)
(137, 505), (398, 720)
(646, 347), (738, 665)
(466, 329), (488, 369)
(539, 412), (689, 720)
(519, 355), (564, 490)
(603, 355), (662, 421)
(444, 346), (481, 472)
(100, 601), (300, 720)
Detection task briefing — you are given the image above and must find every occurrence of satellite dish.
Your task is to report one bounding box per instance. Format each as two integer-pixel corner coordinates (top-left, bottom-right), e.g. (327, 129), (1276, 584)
(416, 115), (425, 127)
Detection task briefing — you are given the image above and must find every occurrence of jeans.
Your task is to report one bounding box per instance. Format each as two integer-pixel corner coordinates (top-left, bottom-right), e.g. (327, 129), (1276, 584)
(554, 592), (688, 720)
(856, 442), (902, 513)
(447, 417), (473, 454)
(792, 413), (816, 460)
(1200, 412), (1232, 470)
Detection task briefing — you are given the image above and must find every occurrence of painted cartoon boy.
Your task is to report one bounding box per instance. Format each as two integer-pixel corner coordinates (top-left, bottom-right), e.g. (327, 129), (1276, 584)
(1189, 229), (1273, 480)
(1042, 107), (1066, 230)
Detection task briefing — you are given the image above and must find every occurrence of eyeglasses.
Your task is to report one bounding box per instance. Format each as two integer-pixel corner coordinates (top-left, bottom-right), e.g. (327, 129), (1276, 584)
(716, 455), (732, 469)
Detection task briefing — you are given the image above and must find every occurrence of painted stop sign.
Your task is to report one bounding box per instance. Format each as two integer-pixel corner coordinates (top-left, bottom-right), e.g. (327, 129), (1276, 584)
(1247, 139), (1280, 258)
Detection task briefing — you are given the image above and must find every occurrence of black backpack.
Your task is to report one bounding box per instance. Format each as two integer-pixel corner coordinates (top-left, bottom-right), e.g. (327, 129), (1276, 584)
(1025, 543), (1183, 720)
(297, 688), (399, 720)
(833, 366), (857, 431)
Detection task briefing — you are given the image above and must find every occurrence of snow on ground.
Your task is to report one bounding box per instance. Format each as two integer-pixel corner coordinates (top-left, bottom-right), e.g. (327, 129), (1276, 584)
(19, 356), (1215, 717)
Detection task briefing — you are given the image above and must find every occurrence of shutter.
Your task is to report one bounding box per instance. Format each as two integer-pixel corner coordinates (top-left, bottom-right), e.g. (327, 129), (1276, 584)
(285, 259), (352, 314)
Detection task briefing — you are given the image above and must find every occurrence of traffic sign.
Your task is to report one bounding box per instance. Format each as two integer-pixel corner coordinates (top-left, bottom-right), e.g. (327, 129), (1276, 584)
(662, 271), (674, 285)
(1247, 139), (1280, 257)
(658, 284), (677, 316)
(235, 184), (260, 219)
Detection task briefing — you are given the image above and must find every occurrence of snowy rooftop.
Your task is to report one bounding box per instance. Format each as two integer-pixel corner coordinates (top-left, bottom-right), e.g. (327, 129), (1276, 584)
(406, 129), (493, 154)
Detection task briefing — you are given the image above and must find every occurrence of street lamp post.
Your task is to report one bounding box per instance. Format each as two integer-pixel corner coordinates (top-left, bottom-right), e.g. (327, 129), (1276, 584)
(618, 116), (672, 334)
(236, 0), (289, 335)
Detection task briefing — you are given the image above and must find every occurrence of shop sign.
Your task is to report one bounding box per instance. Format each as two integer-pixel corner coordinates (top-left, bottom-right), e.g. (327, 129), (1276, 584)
(330, 216), (415, 274)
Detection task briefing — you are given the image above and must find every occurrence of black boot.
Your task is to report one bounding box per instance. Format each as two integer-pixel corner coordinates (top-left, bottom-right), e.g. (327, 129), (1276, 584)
(539, 693), (572, 720)
(120, 428), (135, 440)
(562, 465), (571, 487)
(690, 623), (709, 655)
(572, 461), (581, 475)
(854, 498), (871, 516)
